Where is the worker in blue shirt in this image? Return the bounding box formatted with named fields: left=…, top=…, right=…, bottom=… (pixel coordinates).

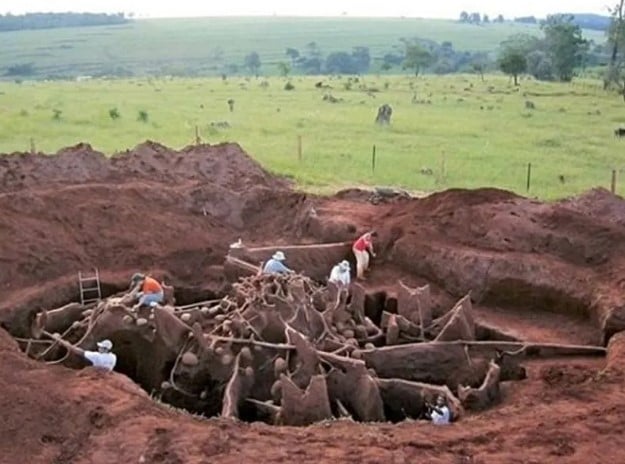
left=262, top=251, right=293, bottom=274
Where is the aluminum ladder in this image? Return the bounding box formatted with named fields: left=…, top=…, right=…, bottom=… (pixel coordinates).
left=78, top=268, right=102, bottom=305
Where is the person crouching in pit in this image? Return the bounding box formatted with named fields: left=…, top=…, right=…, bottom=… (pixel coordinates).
left=352, top=231, right=377, bottom=280
left=130, top=273, right=164, bottom=311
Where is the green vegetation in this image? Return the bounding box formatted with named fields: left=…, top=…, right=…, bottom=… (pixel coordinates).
left=0, top=17, right=607, bottom=79
left=0, top=74, right=623, bottom=199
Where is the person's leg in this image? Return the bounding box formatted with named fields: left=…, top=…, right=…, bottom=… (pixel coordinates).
left=140, top=291, right=164, bottom=307
left=354, top=248, right=365, bottom=279
left=363, top=250, right=370, bottom=272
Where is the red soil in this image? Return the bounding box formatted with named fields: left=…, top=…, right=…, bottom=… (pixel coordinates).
left=1, top=142, right=625, bottom=463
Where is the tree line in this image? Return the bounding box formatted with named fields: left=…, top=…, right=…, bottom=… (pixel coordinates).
left=0, top=12, right=129, bottom=32
left=458, top=11, right=610, bottom=31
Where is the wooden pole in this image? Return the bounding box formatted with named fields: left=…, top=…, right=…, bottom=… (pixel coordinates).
left=297, top=135, right=302, bottom=161
left=30, top=138, right=35, bottom=154
left=612, top=169, right=617, bottom=194
left=526, top=163, right=532, bottom=192
left=195, top=126, right=201, bottom=145
left=372, top=144, right=376, bottom=173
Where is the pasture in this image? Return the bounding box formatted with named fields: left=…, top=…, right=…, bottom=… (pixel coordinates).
left=0, top=73, right=622, bottom=199
left=0, top=17, right=606, bottom=78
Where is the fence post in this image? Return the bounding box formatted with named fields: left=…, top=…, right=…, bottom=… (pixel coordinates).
left=30, top=138, right=36, bottom=154
left=298, top=135, right=302, bottom=161
left=526, top=163, right=532, bottom=193
left=372, top=144, right=376, bottom=173
left=195, top=125, right=201, bottom=145
left=612, top=169, right=617, bottom=194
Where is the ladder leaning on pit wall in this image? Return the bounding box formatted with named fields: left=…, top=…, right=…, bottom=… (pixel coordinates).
left=78, top=268, right=102, bottom=305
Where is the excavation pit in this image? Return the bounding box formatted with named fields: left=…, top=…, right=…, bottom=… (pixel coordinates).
left=13, top=272, right=608, bottom=428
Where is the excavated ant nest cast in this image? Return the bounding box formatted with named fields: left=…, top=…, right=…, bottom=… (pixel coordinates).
left=23, top=273, right=589, bottom=426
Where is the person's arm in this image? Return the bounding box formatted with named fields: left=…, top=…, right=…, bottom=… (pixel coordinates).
left=51, top=334, right=85, bottom=357
left=368, top=239, right=376, bottom=257
left=278, top=261, right=294, bottom=273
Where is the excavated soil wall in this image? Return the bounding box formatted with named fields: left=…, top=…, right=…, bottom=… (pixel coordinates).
left=2, top=142, right=625, bottom=463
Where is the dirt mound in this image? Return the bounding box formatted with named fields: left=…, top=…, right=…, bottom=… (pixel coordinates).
left=357, top=187, right=625, bottom=342
left=0, top=142, right=306, bottom=336
left=561, top=187, right=625, bottom=227
left=0, top=141, right=288, bottom=193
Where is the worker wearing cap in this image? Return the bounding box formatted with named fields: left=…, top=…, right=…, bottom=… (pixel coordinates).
left=130, top=273, right=164, bottom=308
left=262, top=251, right=293, bottom=274
left=51, top=336, right=117, bottom=372
left=329, top=260, right=351, bottom=286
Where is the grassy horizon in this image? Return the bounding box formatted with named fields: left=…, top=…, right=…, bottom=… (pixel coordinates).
left=0, top=73, right=622, bottom=200
left=0, top=17, right=606, bottom=79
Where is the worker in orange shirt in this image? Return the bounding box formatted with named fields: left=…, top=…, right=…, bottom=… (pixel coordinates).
left=352, top=231, right=377, bottom=280
left=130, top=273, right=164, bottom=310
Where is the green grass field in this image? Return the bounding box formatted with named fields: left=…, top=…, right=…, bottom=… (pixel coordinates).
left=0, top=73, right=623, bottom=200
left=0, top=17, right=606, bottom=79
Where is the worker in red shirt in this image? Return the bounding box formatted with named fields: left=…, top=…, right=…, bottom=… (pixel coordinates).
left=352, top=231, right=377, bottom=280
left=130, top=273, right=164, bottom=310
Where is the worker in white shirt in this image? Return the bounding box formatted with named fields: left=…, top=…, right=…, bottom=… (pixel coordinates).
left=51, top=335, right=117, bottom=372
left=329, top=260, right=351, bottom=286
left=426, top=395, right=451, bottom=425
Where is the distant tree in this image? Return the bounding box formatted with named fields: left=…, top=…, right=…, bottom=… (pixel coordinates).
left=244, top=51, right=261, bottom=75
left=52, top=109, right=62, bottom=120
left=470, top=12, right=481, bottom=24
left=0, top=12, right=129, bottom=32
left=285, top=47, right=300, bottom=64
left=137, top=110, right=149, bottom=122
left=306, top=42, right=322, bottom=58
left=515, top=16, right=537, bottom=24
left=471, top=52, right=490, bottom=80
left=5, top=63, right=34, bottom=76
left=351, top=46, right=371, bottom=73
left=382, top=52, right=404, bottom=68
left=403, top=43, right=433, bottom=76
left=541, top=15, right=588, bottom=81
left=526, top=50, right=554, bottom=80
left=381, top=62, right=393, bottom=71
left=459, top=11, right=469, bottom=23
left=498, top=48, right=527, bottom=85
left=325, top=52, right=357, bottom=74
left=605, top=0, right=625, bottom=95
left=108, top=108, right=120, bottom=120
left=277, top=62, right=291, bottom=77
left=495, top=14, right=505, bottom=23
left=483, top=14, right=490, bottom=23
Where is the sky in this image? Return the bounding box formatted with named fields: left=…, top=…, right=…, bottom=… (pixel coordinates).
left=1, top=0, right=614, bottom=20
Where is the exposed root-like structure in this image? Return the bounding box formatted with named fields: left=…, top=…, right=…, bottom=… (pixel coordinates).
left=19, top=273, right=607, bottom=426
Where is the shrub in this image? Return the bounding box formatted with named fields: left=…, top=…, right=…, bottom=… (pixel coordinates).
left=109, top=108, right=120, bottom=120
left=137, top=110, right=149, bottom=122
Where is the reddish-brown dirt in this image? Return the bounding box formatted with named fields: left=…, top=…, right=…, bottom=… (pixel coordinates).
left=2, top=142, right=625, bottom=463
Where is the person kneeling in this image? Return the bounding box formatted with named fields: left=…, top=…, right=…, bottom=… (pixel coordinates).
left=329, top=260, right=351, bottom=286
left=262, top=251, right=293, bottom=275
left=130, top=273, right=164, bottom=311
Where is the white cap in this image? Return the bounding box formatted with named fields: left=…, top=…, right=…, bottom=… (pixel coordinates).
left=97, top=339, right=113, bottom=350
left=339, top=260, right=350, bottom=270
left=272, top=251, right=286, bottom=261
